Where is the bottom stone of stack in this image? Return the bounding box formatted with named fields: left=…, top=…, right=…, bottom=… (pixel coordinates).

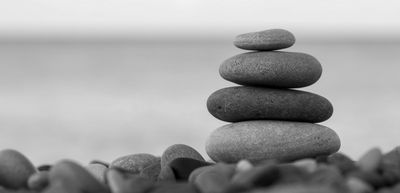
left=205, top=120, right=340, bottom=163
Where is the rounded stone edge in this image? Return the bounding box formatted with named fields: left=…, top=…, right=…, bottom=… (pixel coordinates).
left=233, top=29, right=296, bottom=51
left=205, top=121, right=341, bottom=163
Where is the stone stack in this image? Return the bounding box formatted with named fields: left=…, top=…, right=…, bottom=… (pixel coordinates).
left=206, top=29, right=341, bottom=164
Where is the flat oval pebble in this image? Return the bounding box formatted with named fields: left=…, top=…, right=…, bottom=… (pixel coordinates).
left=234, top=29, right=295, bottom=51
left=206, top=121, right=340, bottom=163
left=110, top=153, right=159, bottom=174
left=207, top=86, right=333, bottom=123
left=0, top=149, right=36, bottom=189
left=161, top=144, right=205, bottom=168
left=219, top=51, right=322, bottom=88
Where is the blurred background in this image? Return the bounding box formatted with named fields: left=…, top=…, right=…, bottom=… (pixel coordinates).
left=0, top=0, right=399, bottom=165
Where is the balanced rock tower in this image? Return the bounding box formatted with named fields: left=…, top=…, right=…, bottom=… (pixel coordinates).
left=206, top=29, right=340, bottom=163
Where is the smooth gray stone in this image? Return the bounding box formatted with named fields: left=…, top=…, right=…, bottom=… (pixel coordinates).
left=206, top=121, right=340, bottom=163
left=219, top=51, right=322, bottom=88
left=110, top=154, right=159, bottom=174
left=161, top=144, right=204, bottom=168
left=234, top=29, right=295, bottom=51
left=207, top=86, right=333, bottom=123
left=0, top=149, right=36, bottom=189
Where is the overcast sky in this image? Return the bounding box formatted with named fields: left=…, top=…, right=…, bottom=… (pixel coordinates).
left=0, top=0, right=399, bottom=37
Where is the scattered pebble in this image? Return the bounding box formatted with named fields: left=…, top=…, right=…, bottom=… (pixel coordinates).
left=0, top=149, right=37, bottom=189
left=161, top=144, right=205, bottom=168
left=110, top=153, right=159, bottom=174
left=0, top=147, right=399, bottom=193
left=358, top=147, right=382, bottom=173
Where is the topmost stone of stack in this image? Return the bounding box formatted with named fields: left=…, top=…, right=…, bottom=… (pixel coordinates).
left=234, top=29, right=295, bottom=51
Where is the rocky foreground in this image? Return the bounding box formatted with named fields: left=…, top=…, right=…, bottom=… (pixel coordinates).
left=1, top=146, right=400, bottom=193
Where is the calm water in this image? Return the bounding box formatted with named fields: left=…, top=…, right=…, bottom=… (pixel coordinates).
left=0, top=40, right=400, bottom=165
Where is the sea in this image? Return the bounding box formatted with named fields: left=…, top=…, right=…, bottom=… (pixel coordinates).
left=0, top=38, right=400, bottom=165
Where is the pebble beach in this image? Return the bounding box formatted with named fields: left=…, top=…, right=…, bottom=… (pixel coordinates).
left=1, top=29, right=400, bottom=192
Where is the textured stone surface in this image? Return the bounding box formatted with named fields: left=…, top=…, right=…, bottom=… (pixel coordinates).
left=0, top=149, right=36, bottom=189
left=161, top=144, right=205, bottom=168
left=219, top=51, right=322, bottom=88
left=110, top=153, right=159, bottom=174
left=206, top=121, right=340, bottom=163
left=207, top=86, right=333, bottom=123
left=234, top=29, right=295, bottom=51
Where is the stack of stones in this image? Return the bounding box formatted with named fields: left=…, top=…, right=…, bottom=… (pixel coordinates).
left=206, top=29, right=341, bottom=164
